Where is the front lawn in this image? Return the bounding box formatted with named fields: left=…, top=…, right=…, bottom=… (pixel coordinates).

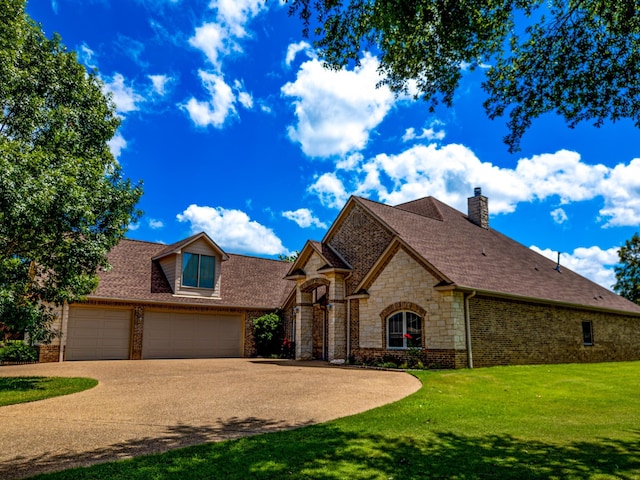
left=33, top=362, right=640, bottom=479
left=0, top=377, right=98, bottom=406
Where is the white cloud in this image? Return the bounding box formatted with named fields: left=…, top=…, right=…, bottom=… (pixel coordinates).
left=285, top=41, right=312, bottom=66
left=78, top=43, right=97, bottom=70
left=308, top=172, right=350, bottom=209
left=189, top=22, right=231, bottom=70
left=213, top=0, right=267, bottom=38
left=307, top=142, right=640, bottom=227
left=233, top=79, right=253, bottom=109
left=282, top=208, right=327, bottom=229
left=183, top=71, right=236, bottom=127
left=282, top=53, right=396, bottom=157
left=176, top=204, right=290, bottom=255
left=149, top=74, right=172, bottom=96
left=598, top=158, right=640, bottom=227
left=102, top=73, right=143, bottom=114
left=530, top=245, right=619, bottom=290
left=402, top=124, right=446, bottom=143
left=148, top=218, right=164, bottom=229
left=551, top=208, right=568, bottom=224
left=107, top=132, right=127, bottom=159
left=128, top=223, right=140, bottom=231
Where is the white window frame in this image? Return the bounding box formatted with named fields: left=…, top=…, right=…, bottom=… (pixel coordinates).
left=386, top=311, right=422, bottom=350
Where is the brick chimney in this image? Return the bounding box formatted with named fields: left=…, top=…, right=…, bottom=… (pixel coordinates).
left=468, top=187, right=489, bottom=229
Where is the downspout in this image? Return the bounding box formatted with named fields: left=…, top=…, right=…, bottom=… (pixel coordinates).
left=465, top=291, right=476, bottom=369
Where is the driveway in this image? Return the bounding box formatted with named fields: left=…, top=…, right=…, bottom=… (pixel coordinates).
left=0, top=359, right=421, bottom=479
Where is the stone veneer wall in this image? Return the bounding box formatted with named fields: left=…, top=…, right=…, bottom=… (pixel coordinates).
left=351, top=247, right=469, bottom=368
left=470, top=295, right=640, bottom=367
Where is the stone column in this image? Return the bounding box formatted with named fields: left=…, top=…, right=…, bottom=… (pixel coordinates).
left=295, top=289, right=313, bottom=360
left=326, top=274, right=347, bottom=362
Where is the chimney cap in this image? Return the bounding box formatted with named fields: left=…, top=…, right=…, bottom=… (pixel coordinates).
left=474, top=187, right=482, bottom=197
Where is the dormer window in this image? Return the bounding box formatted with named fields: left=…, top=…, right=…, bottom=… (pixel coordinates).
left=182, top=253, right=215, bottom=289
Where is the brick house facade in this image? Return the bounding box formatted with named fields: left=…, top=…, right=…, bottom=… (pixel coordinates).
left=40, top=191, right=640, bottom=368
left=285, top=190, right=640, bottom=368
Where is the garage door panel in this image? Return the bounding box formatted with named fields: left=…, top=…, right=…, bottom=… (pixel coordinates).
left=143, top=311, right=242, bottom=359
left=66, top=308, right=131, bottom=361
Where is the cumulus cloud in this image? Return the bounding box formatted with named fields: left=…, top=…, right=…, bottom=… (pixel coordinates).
left=530, top=245, right=619, bottom=290
left=308, top=172, right=350, bottom=209
left=282, top=208, right=328, bottom=229
left=176, top=204, right=290, bottom=255
left=185, top=0, right=267, bottom=127
left=183, top=71, right=236, bottom=128
left=306, top=142, right=640, bottom=227
left=102, top=73, right=144, bottom=114
left=282, top=53, right=396, bottom=157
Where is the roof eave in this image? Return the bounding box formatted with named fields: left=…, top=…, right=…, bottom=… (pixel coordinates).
left=446, top=285, right=640, bottom=317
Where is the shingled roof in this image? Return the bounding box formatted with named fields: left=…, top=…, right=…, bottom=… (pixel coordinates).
left=91, top=239, right=294, bottom=309
left=355, top=196, right=640, bottom=315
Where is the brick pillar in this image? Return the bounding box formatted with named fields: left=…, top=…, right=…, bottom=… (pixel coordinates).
left=295, top=290, right=313, bottom=360
left=131, top=305, right=145, bottom=360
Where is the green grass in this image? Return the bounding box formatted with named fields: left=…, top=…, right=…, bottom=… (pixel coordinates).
left=0, top=376, right=98, bottom=406
left=33, top=362, right=640, bottom=479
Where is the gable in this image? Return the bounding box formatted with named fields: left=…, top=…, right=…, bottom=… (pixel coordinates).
left=324, top=199, right=395, bottom=295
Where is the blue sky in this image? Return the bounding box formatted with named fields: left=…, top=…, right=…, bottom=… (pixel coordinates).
left=27, top=0, right=640, bottom=290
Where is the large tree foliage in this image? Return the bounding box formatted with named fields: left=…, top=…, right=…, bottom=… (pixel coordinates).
left=613, top=233, right=640, bottom=305
left=0, top=0, right=142, bottom=343
left=289, top=0, right=640, bottom=151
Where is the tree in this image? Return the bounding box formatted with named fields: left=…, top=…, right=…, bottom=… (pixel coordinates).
left=288, top=0, right=640, bottom=152
left=278, top=251, right=300, bottom=262
left=613, top=233, right=640, bottom=305
left=0, top=0, right=142, bottom=343
left=252, top=313, right=284, bottom=356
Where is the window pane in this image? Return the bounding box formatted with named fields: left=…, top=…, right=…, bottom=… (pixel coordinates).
left=182, top=253, right=199, bottom=287
left=406, top=312, right=422, bottom=347
left=199, top=255, right=215, bottom=288
left=388, top=313, right=404, bottom=348
left=582, top=321, right=593, bottom=345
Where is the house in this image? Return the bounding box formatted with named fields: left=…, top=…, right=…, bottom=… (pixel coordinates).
left=284, top=188, right=640, bottom=368
left=39, top=232, right=293, bottom=362
left=40, top=189, right=640, bottom=368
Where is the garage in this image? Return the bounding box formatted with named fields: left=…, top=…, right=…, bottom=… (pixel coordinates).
left=142, top=311, right=243, bottom=359
left=66, top=307, right=132, bottom=361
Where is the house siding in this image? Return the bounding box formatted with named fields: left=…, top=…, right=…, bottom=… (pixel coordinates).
left=470, top=295, right=640, bottom=367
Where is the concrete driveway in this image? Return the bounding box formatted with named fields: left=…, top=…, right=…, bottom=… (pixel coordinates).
left=0, top=359, right=421, bottom=479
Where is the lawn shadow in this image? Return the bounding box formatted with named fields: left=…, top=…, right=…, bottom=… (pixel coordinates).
left=2, top=417, right=313, bottom=480
left=0, top=377, right=45, bottom=392
left=23, top=425, right=640, bottom=479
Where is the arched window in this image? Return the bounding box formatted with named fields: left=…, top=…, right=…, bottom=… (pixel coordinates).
left=387, top=311, right=422, bottom=349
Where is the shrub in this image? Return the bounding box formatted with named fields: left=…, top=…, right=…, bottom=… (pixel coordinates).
left=0, top=340, right=38, bottom=363
left=252, top=313, right=283, bottom=357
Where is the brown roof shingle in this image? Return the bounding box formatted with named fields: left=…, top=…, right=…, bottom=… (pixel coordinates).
left=356, top=196, right=640, bottom=315
left=92, top=239, right=294, bottom=309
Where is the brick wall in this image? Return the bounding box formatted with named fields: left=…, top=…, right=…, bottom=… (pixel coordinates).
left=38, top=345, right=60, bottom=363
left=328, top=204, right=394, bottom=295
left=470, top=295, right=640, bottom=367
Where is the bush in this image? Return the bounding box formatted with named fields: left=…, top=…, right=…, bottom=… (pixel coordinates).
left=252, top=313, right=283, bottom=357
left=0, top=340, right=38, bottom=363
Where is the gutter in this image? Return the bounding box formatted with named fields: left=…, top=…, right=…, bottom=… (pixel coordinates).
left=464, top=291, right=476, bottom=369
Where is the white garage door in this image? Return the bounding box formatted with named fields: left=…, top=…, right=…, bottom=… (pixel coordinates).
left=66, top=307, right=132, bottom=360
left=143, top=311, right=243, bottom=359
